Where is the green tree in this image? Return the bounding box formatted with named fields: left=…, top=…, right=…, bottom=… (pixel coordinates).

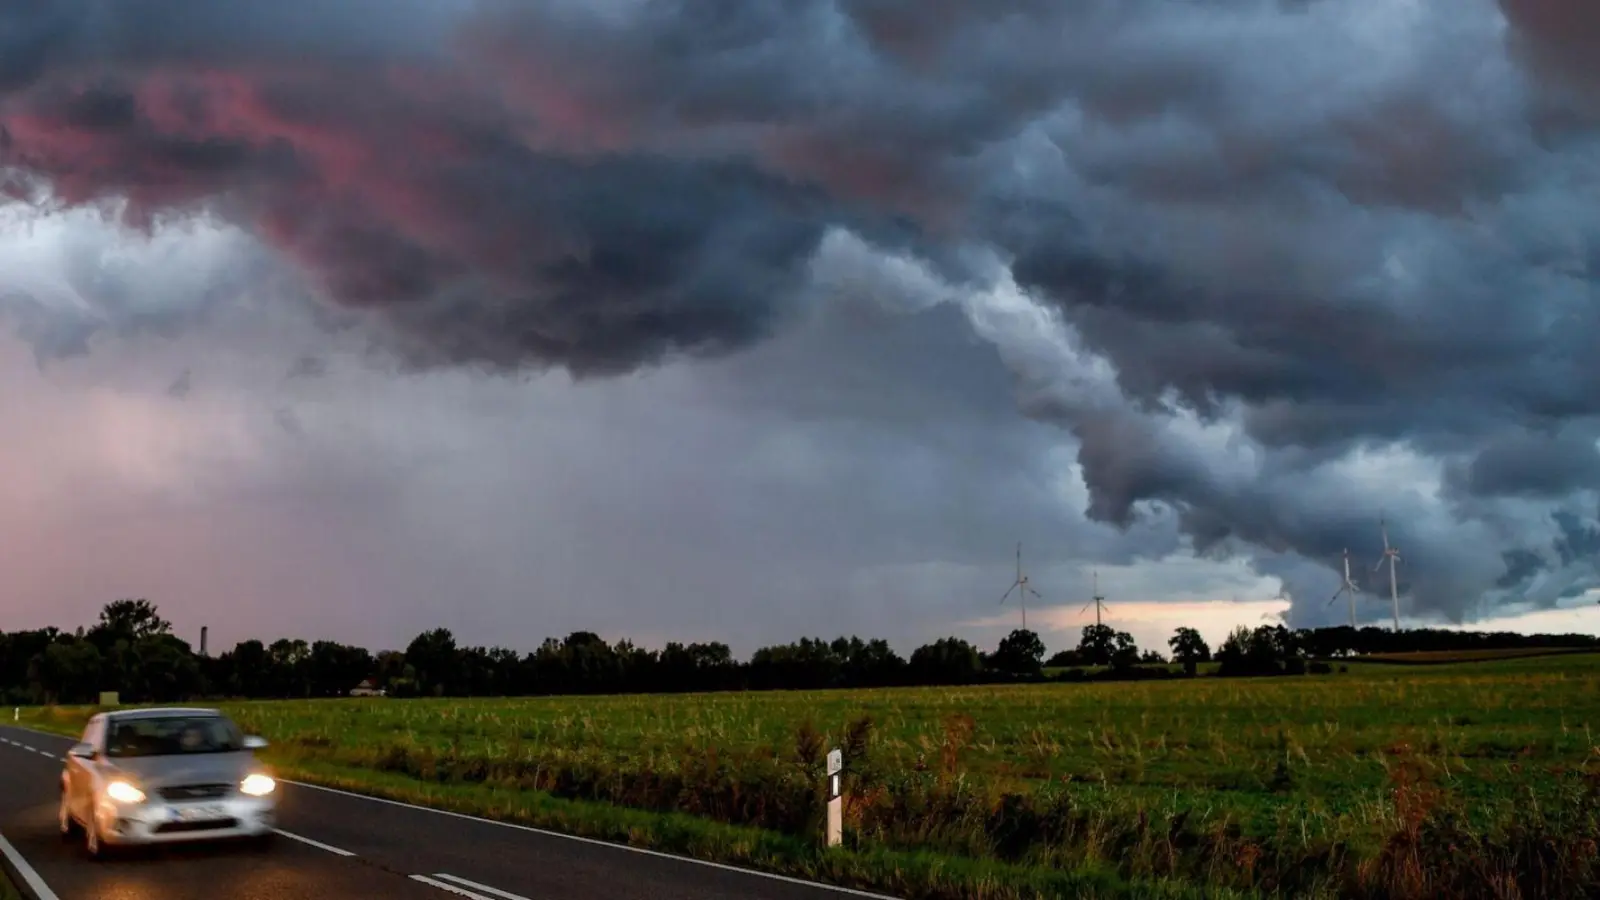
left=1169, top=627, right=1211, bottom=675
left=90, top=599, right=171, bottom=646
left=405, top=628, right=461, bottom=696
left=991, top=629, right=1046, bottom=675
left=29, top=639, right=104, bottom=704
left=1077, top=624, right=1117, bottom=666
left=1109, top=631, right=1140, bottom=670
left=130, top=634, right=200, bottom=702
left=908, top=637, right=982, bottom=683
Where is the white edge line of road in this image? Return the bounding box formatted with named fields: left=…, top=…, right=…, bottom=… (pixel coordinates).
left=410, top=874, right=497, bottom=899
left=288, top=780, right=900, bottom=900
left=2, top=727, right=899, bottom=900
left=430, top=873, right=535, bottom=900
left=0, top=831, right=61, bottom=900
left=273, top=828, right=357, bottom=857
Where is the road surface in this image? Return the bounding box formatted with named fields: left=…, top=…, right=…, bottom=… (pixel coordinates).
left=0, top=725, right=891, bottom=900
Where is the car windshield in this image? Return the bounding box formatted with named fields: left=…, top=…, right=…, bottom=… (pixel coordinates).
left=105, top=716, right=244, bottom=758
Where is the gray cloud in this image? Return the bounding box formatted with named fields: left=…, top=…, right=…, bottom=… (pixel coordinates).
left=2, top=0, right=1599, bottom=631
left=165, top=367, right=190, bottom=398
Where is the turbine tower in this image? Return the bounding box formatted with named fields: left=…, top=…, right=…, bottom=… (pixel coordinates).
left=1328, top=549, right=1360, bottom=628
left=1374, top=514, right=1402, bottom=631
left=998, top=542, right=1041, bottom=630
left=1080, top=570, right=1111, bottom=628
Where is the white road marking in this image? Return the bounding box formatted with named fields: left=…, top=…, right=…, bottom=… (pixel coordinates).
left=430, top=873, right=535, bottom=900
left=410, top=874, right=497, bottom=899
left=272, top=829, right=357, bottom=857
left=287, top=781, right=901, bottom=899
left=0, top=830, right=61, bottom=900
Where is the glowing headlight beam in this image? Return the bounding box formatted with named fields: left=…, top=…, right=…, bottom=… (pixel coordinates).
left=105, top=780, right=146, bottom=804
left=240, top=773, right=276, bottom=796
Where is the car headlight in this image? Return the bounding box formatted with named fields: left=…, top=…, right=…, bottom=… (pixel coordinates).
left=105, top=780, right=146, bottom=804
left=240, top=773, right=276, bottom=797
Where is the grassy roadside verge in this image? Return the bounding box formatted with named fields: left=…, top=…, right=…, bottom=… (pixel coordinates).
left=8, top=714, right=1248, bottom=900
left=0, top=871, right=20, bottom=900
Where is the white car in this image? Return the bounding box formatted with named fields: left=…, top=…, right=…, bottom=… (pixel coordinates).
left=58, top=707, right=278, bottom=857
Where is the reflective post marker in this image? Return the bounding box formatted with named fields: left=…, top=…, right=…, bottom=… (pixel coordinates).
left=825, top=748, right=843, bottom=848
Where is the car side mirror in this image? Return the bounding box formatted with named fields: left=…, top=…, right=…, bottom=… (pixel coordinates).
left=68, top=742, right=95, bottom=759
left=242, top=735, right=268, bottom=750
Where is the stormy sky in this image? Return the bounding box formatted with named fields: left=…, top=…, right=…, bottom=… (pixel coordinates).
left=3, top=0, right=1599, bottom=655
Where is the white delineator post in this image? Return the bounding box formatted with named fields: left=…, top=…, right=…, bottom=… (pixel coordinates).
left=825, top=748, right=843, bottom=848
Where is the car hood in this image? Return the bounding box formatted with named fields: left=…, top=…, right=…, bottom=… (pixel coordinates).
left=106, top=751, right=261, bottom=788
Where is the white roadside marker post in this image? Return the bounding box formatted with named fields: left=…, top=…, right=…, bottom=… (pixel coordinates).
left=825, top=748, right=843, bottom=848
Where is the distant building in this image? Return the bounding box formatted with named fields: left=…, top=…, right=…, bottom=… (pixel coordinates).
left=349, top=679, right=387, bottom=697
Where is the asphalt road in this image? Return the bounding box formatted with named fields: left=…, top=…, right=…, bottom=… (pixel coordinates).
left=0, top=725, right=891, bottom=900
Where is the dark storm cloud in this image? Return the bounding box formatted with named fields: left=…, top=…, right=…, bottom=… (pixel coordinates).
left=3, top=0, right=1600, bottom=622
left=1499, top=0, right=1600, bottom=120
left=0, top=0, right=885, bottom=374
left=1446, top=425, right=1600, bottom=499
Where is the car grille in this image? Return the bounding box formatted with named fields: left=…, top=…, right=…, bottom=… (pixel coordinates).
left=157, top=784, right=232, bottom=802
left=153, top=818, right=239, bottom=834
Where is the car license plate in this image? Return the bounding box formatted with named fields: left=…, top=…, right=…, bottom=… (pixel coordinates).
left=174, top=805, right=226, bottom=822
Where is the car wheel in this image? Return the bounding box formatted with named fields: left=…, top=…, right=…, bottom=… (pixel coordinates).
left=57, top=791, right=78, bottom=839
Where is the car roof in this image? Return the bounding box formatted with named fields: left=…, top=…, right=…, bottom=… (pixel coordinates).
left=104, top=707, right=223, bottom=722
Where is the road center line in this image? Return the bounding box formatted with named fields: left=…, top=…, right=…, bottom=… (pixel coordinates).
left=0, top=831, right=61, bottom=900
left=430, top=873, right=535, bottom=900
left=410, top=874, right=497, bottom=899
left=272, top=828, right=357, bottom=857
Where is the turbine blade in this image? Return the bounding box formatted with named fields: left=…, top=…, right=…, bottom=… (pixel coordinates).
left=1027, top=588, right=1043, bottom=599
left=1373, top=558, right=1385, bottom=572
left=1000, top=582, right=1018, bottom=604
left=1079, top=603, right=1092, bottom=614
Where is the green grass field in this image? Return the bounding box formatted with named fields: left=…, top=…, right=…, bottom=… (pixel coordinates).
left=18, top=654, right=1600, bottom=899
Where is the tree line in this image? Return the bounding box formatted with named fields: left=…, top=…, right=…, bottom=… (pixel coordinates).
left=3, top=598, right=1596, bottom=705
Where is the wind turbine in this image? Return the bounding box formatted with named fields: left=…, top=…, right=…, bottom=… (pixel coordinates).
left=1373, top=514, right=1402, bottom=631
left=1080, top=570, right=1111, bottom=628
left=1329, top=549, right=1360, bottom=628
left=998, top=542, right=1041, bottom=630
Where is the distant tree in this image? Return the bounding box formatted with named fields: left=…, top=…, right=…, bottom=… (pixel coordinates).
left=306, top=641, right=375, bottom=697
left=1139, top=649, right=1165, bottom=664
left=1077, top=624, right=1117, bottom=666
left=834, top=637, right=907, bottom=687
left=908, top=637, right=983, bottom=684
left=991, top=629, right=1046, bottom=675
left=406, top=628, right=461, bottom=696
left=1169, top=627, right=1211, bottom=675
left=1216, top=624, right=1305, bottom=676
left=561, top=631, right=621, bottom=693
left=749, top=637, right=842, bottom=690
left=89, top=599, right=171, bottom=648
left=29, top=639, right=103, bottom=704
left=1044, top=649, right=1085, bottom=668
left=225, top=640, right=272, bottom=697
left=129, top=634, right=201, bottom=702
left=1110, top=631, right=1140, bottom=669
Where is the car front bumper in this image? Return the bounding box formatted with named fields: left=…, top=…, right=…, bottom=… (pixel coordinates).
left=97, top=795, right=276, bottom=846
